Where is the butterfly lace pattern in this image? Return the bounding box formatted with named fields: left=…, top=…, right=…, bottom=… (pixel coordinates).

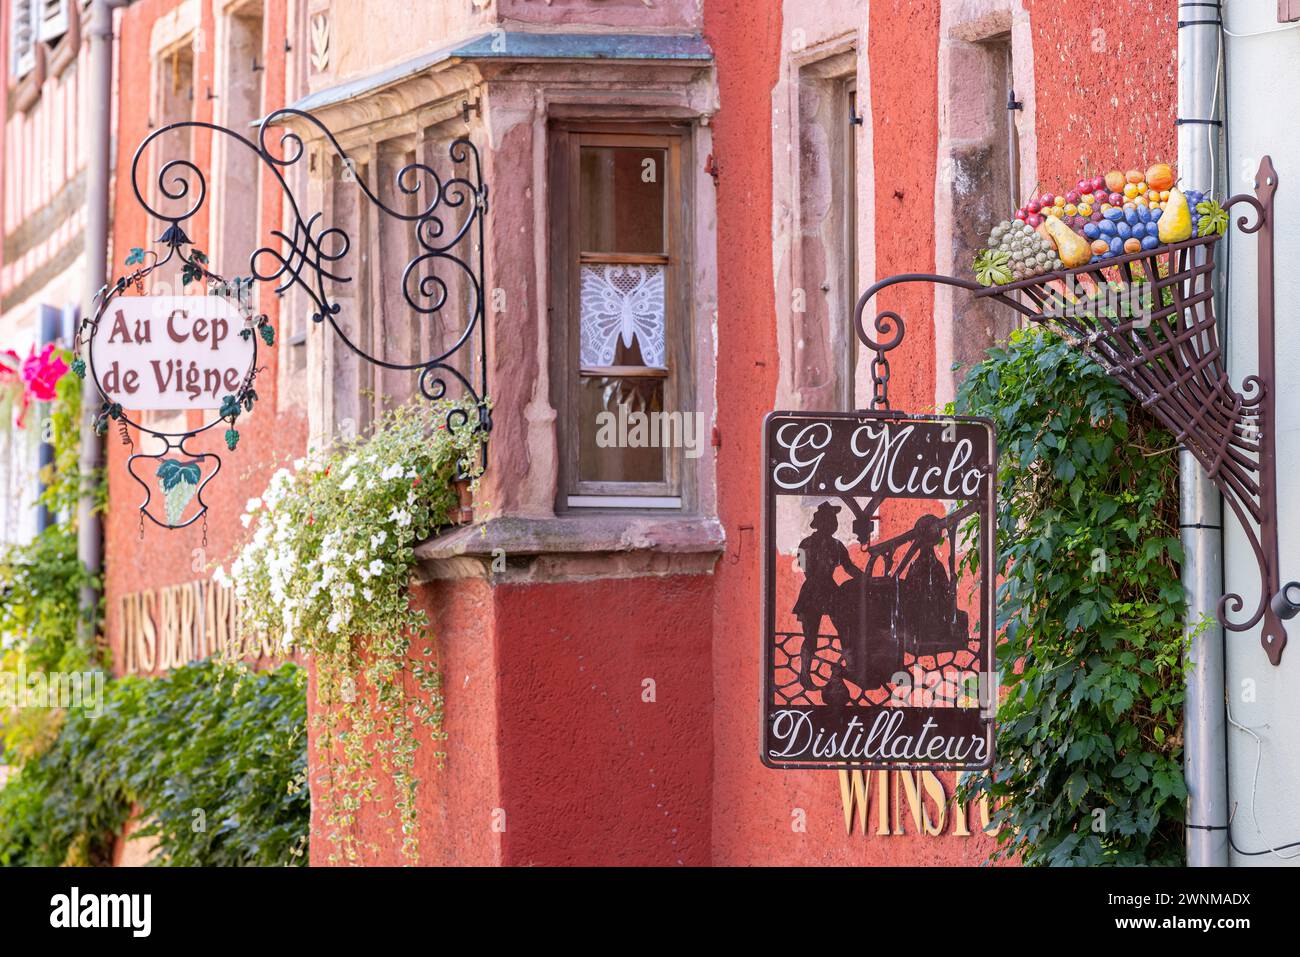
left=579, top=264, right=666, bottom=369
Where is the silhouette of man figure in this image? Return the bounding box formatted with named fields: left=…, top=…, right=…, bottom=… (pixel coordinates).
left=792, top=502, right=862, bottom=687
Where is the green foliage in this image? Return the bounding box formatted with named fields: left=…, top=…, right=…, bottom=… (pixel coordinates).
left=0, top=660, right=308, bottom=867
left=1, top=355, right=101, bottom=763
left=954, top=326, right=1187, bottom=866
left=227, top=399, right=485, bottom=863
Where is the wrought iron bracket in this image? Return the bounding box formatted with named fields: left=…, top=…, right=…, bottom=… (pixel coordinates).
left=854, top=156, right=1291, bottom=665
left=73, top=109, right=491, bottom=532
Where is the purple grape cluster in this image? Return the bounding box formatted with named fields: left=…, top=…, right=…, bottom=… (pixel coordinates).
left=1184, top=188, right=1209, bottom=234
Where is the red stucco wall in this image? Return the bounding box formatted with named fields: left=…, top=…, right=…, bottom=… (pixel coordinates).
left=308, top=579, right=504, bottom=866
left=492, top=576, right=714, bottom=865
left=704, top=0, right=995, bottom=866
left=105, top=0, right=305, bottom=678
left=102, top=0, right=1181, bottom=867
left=1026, top=0, right=1178, bottom=190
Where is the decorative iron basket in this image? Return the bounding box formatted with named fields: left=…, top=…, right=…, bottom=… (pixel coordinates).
left=854, top=158, right=1287, bottom=663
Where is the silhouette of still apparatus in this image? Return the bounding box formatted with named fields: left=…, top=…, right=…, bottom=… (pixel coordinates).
left=789, top=499, right=976, bottom=703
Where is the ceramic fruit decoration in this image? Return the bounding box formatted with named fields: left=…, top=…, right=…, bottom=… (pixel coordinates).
left=1044, top=215, right=1091, bottom=268
left=974, top=161, right=1226, bottom=283
left=1158, top=187, right=1194, bottom=243
left=975, top=220, right=1062, bottom=286
left=1146, top=163, right=1175, bottom=191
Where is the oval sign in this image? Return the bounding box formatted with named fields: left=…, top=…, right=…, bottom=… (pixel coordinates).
left=90, top=296, right=254, bottom=412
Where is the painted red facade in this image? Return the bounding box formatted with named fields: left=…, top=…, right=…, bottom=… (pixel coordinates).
left=94, top=0, right=1179, bottom=866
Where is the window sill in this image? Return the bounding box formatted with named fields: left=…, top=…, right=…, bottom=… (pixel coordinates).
left=413, top=514, right=725, bottom=584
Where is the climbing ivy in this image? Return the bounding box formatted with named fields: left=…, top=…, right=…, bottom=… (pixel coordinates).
left=954, top=326, right=1188, bottom=866
left=0, top=660, right=308, bottom=867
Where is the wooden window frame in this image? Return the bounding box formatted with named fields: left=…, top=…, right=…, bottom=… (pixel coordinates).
left=10, top=0, right=38, bottom=78
left=550, top=123, right=695, bottom=510
left=37, top=0, right=67, bottom=43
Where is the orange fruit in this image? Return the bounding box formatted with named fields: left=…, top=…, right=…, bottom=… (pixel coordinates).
left=1105, top=170, right=1126, bottom=192
left=1092, top=239, right=1110, bottom=255
left=1124, top=238, right=1141, bottom=254
left=1123, top=183, right=1140, bottom=198
left=1126, top=169, right=1144, bottom=184
left=1146, top=163, right=1175, bottom=191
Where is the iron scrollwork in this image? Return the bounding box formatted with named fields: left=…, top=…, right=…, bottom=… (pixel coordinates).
left=75, top=108, right=492, bottom=534
left=853, top=157, right=1289, bottom=665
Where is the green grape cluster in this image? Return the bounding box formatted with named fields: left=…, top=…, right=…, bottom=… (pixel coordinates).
left=988, top=220, right=1062, bottom=281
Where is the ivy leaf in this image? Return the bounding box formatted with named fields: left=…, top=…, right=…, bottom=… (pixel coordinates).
left=219, top=394, right=241, bottom=420
left=124, top=247, right=146, bottom=266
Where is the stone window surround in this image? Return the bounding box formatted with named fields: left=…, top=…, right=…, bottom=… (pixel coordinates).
left=270, top=41, right=724, bottom=582
left=932, top=0, right=1037, bottom=410
left=772, top=30, right=866, bottom=415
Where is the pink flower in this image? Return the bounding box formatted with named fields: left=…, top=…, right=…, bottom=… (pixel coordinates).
left=22, top=344, right=68, bottom=401
left=0, top=349, right=19, bottom=383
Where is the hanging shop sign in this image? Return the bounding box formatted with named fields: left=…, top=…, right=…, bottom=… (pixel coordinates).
left=761, top=410, right=996, bottom=772
left=72, top=109, right=491, bottom=535
left=90, top=296, right=254, bottom=411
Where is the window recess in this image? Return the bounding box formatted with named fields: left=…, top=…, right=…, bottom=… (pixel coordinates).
left=553, top=128, right=692, bottom=508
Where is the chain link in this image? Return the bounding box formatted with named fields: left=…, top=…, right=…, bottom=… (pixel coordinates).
left=870, top=352, right=891, bottom=410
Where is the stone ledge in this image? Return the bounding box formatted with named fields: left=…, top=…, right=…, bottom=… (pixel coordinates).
left=413, top=515, right=726, bottom=583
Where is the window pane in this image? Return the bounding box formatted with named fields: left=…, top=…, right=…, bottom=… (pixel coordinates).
left=579, top=263, right=666, bottom=369
left=580, top=146, right=667, bottom=253
left=578, top=376, right=666, bottom=484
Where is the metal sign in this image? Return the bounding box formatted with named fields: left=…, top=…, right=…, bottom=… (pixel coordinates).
left=72, top=109, right=490, bottom=536
left=761, top=410, right=996, bottom=771
left=90, top=296, right=254, bottom=411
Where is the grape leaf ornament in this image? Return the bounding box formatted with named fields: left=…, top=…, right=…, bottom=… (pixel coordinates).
left=156, top=458, right=203, bottom=526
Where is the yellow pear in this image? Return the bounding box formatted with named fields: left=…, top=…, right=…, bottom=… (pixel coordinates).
left=1044, top=215, right=1091, bottom=269
left=1158, top=187, right=1193, bottom=243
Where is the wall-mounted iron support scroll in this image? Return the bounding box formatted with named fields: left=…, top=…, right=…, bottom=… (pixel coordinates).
left=854, top=157, right=1291, bottom=665
left=73, top=108, right=491, bottom=533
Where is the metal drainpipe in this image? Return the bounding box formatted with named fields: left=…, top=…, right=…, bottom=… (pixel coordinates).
left=76, top=0, right=126, bottom=648
left=1178, top=7, right=1229, bottom=867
